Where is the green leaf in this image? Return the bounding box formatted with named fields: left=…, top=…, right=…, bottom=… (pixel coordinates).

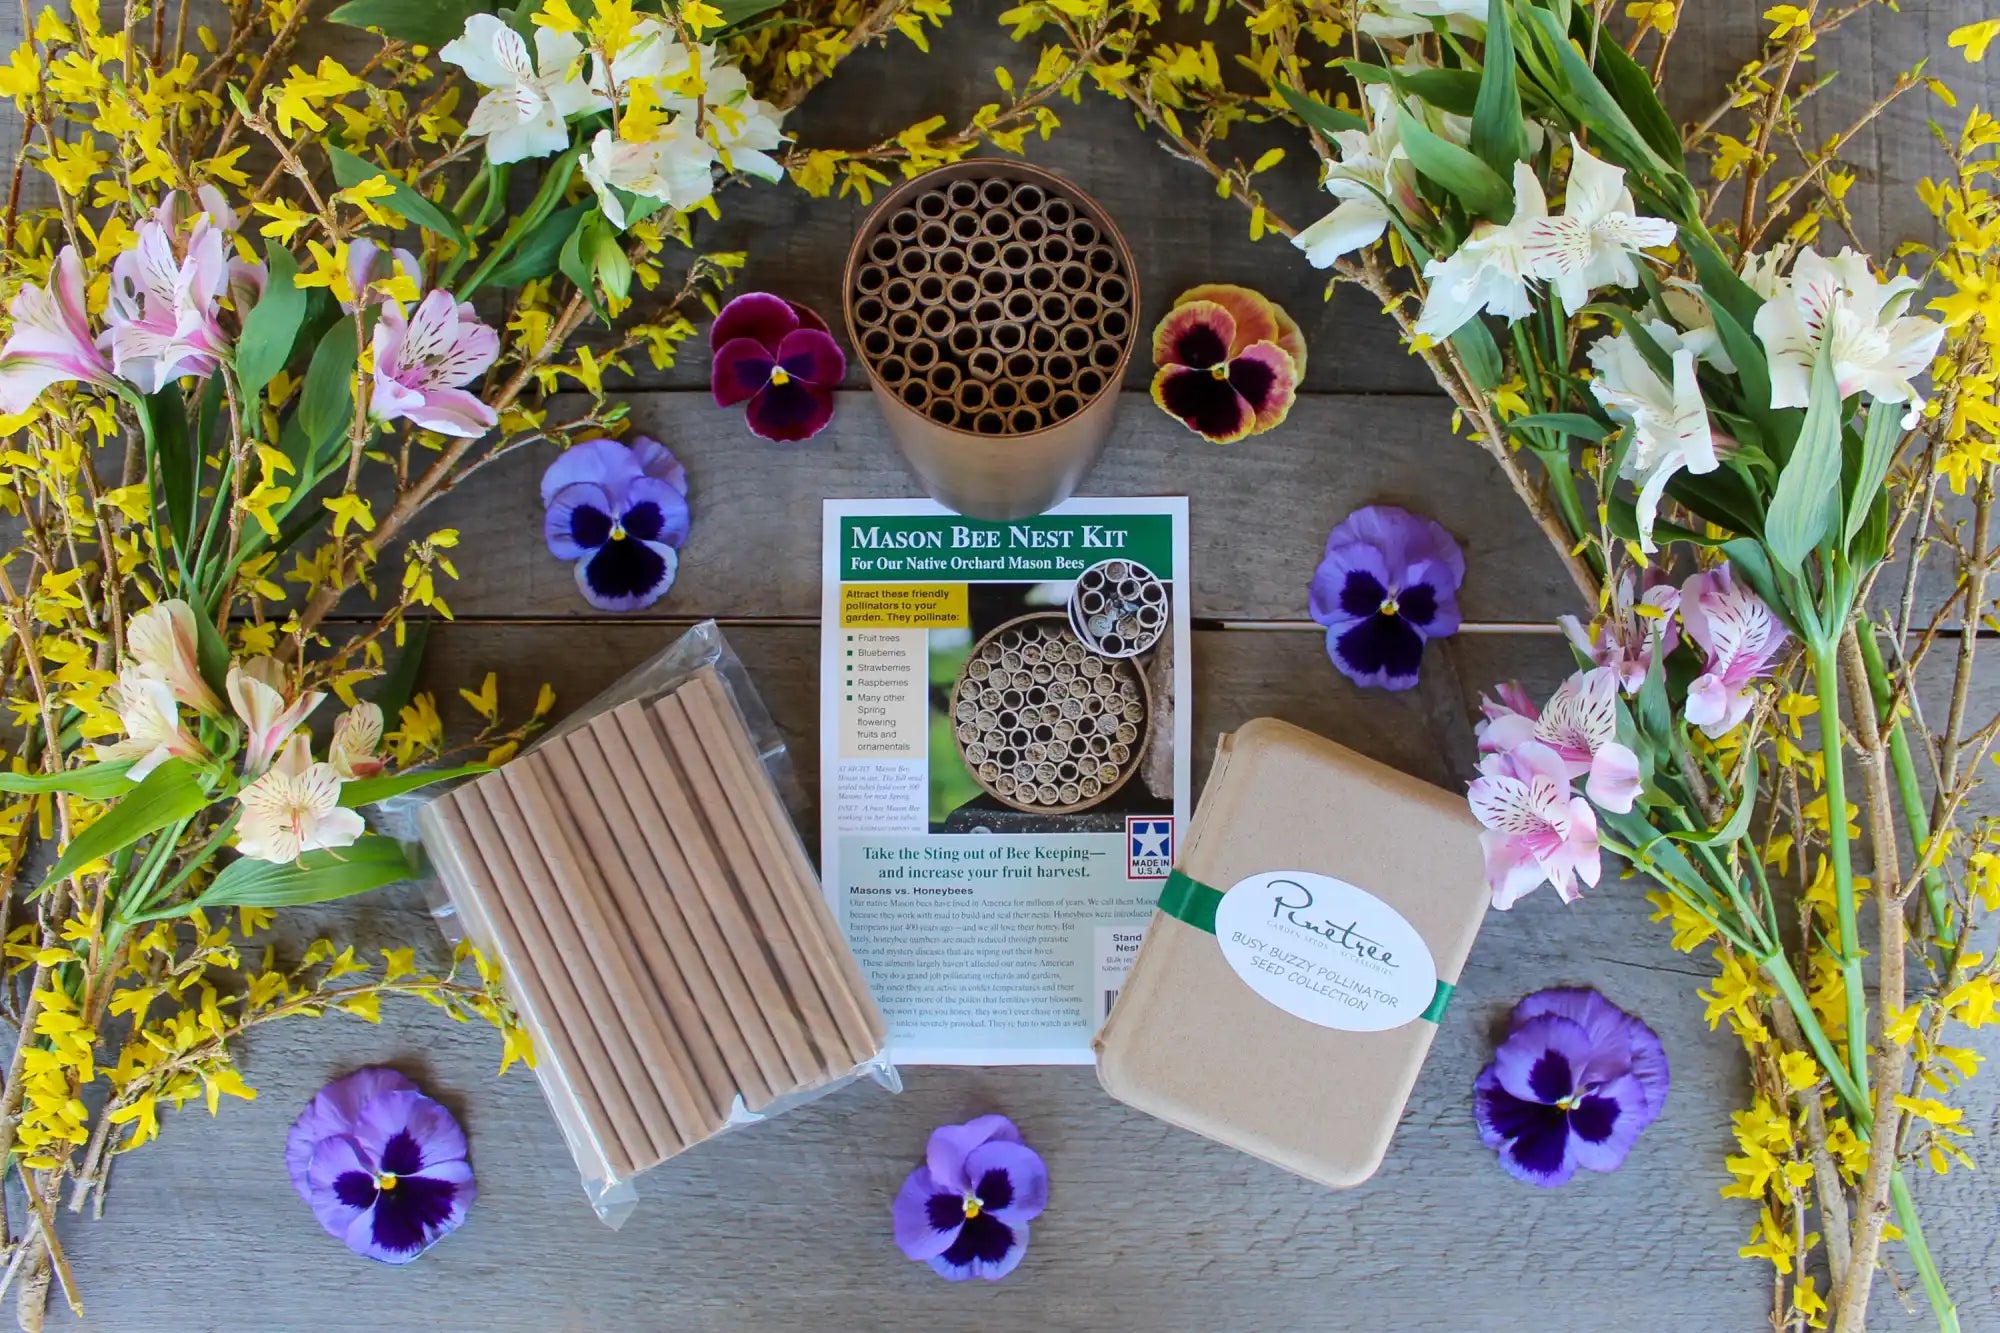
left=1664, top=465, right=1763, bottom=537
left=0, top=761, right=134, bottom=798
left=1843, top=399, right=1904, bottom=549
left=328, top=146, right=468, bottom=248
left=1520, top=7, right=1672, bottom=187
left=1635, top=635, right=1672, bottom=739
left=1697, top=286, right=1774, bottom=427
left=1583, top=10, right=1686, bottom=173
left=1452, top=319, right=1504, bottom=391
left=39, top=760, right=212, bottom=892
left=1507, top=411, right=1607, bottom=442
left=1685, top=229, right=1764, bottom=336
left=298, top=317, right=359, bottom=462
left=194, top=834, right=415, bottom=910
left=1607, top=495, right=1725, bottom=547
left=481, top=201, right=590, bottom=288
left=1471, top=0, right=1530, bottom=173
left=1392, top=69, right=1485, bottom=118
left=235, top=244, right=308, bottom=402
left=711, top=0, right=788, bottom=26
left=1397, top=106, right=1512, bottom=218
left=1276, top=83, right=1367, bottom=136
left=191, top=602, right=232, bottom=703
left=338, top=763, right=491, bottom=808
left=1764, top=350, right=1845, bottom=573
left=1720, top=536, right=1799, bottom=635
left=328, top=0, right=484, bottom=54
left=144, top=387, right=197, bottom=558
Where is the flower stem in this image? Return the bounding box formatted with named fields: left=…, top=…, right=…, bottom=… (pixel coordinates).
left=1891, top=1166, right=1960, bottom=1333
left=1852, top=624, right=1953, bottom=948
left=1809, top=634, right=1871, bottom=1106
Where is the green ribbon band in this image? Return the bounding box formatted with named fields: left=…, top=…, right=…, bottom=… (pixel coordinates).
left=1157, top=868, right=1454, bottom=1024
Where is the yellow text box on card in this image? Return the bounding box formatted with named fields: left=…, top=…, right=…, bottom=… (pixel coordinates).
left=839, top=583, right=969, bottom=629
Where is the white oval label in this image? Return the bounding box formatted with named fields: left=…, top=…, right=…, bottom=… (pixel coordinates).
left=1212, top=870, right=1437, bottom=1033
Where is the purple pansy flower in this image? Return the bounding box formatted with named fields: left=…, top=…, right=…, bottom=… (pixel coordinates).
left=286, top=1067, right=475, bottom=1264
left=540, top=436, right=691, bottom=612
left=1474, top=988, right=1668, bottom=1188
left=892, top=1113, right=1048, bottom=1281
left=709, top=292, right=845, bottom=442
left=1308, top=504, right=1465, bottom=690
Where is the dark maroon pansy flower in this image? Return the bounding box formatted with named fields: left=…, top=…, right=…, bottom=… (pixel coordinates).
left=892, top=1114, right=1048, bottom=1281
left=540, top=436, right=691, bottom=612
left=286, top=1067, right=474, bottom=1264
left=1149, top=285, right=1300, bottom=444
left=1308, top=504, right=1464, bottom=691
left=709, top=292, right=845, bottom=442
left=1475, top=987, right=1670, bottom=1188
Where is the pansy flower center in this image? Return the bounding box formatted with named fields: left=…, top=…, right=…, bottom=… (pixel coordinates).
left=1208, top=361, right=1230, bottom=380
left=376, top=1172, right=399, bottom=1191
left=1379, top=595, right=1400, bottom=617
left=769, top=366, right=792, bottom=386
left=961, top=1192, right=984, bottom=1219
left=609, top=520, right=627, bottom=541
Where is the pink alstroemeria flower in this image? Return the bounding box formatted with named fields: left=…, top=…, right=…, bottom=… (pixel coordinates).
left=368, top=290, right=500, bottom=438
left=342, top=239, right=422, bottom=313
left=227, top=657, right=326, bottom=776
left=126, top=599, right=223, bottom=717
left=1558, top=568, right=1681, bottom=696
left=1477, top=669, right=1643, bottom=814
left=0, top=247, right=117, bottom=414
left=1469, top=740, right=1602, bottom=909
left=102, top=191, right=254, bottom=393
left=1679, top=566, right=1788, bottom=739
left=93, top=668, right=209, bottom=781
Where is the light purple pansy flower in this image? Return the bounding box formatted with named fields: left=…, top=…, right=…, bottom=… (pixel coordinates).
left=368, top=289, right=501, bottom=438
left=1475, top=987, right=1668, bottom=1188
left=286, top=1067, right=475, bottom=1264
left=541, top=436, right=691, bottom=611
left=1308, top=504, right=1465, bottom=690
left=892, top=1113, right=1048, bottom=1281
left=0, top=247, right=117, bottom=414
left=709, top=292, right=845, bottom=442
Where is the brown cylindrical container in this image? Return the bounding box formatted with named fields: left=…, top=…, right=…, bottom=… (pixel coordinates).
left=843, top=161, right=1139, bottom=521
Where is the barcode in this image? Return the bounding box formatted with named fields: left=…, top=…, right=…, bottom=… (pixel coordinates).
left=1102, top=988, right=1121, bottom=1022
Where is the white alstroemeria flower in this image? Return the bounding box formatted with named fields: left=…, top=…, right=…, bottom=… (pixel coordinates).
left=1521, top=138, right=1677, bottom=312
left=1752, top=247, right=1947, bottom=428
left=1739, top=249, right=1786, bottom=300
left=1414, top=162, right=1546, bottom=339
left=581, top=122, right=718, bottom=228
left=126, top=599, right=222, bottom=716
left=1293, top=85, right=1422, bottom=269
left=440, top=15, right=608, bottom=164
left=697, top=64, right=789, bottom=183
left=328, top=702, right=385, bottom=781
left=226, top=656, right=326, bottom=776
left=1588, top=321, right=1720, bottom=553
left=1361, top=0, right=1488, bottom=37
left=94, top=668, right=208, bottom=780
left=1660, top=282, right=1736, bottom=374
left=235, top=734, right=366, bottom=864
left=587, top=16, right=681, bottom=98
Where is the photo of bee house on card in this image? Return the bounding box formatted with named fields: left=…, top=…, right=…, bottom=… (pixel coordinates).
left=927, top=570, right=1174, bottom=834
left=819, top=499, right=1191, bottom=1064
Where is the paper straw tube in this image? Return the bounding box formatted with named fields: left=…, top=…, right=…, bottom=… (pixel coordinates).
left=915, top=274, right=947, bottom=309
left=954, top=379, right=989, bottom=413
left=428, top=794, right=634, bottom=1182
left=1058, top=262, right=1090, bottom=293
left=860, top=327, right=893, bottom=362
left=989, top=322, right=1025, bottom=353
left=974, top=410, right=1006, bottom=434
left=949, top=210, right=980, bottom=241
left=946, top=276, right=979, bottom=311
left=1020, top=376, right=1055, bottom=409
left=948, top=323, right=982, bottom=357
left=1024, top=264, right=1056, bottom=294
left=968, top=237, right=999, bottom=268
left=652, top=694, right=850, bottom=1072
left=1009, top=181, right=1046, bottom=215
left=882, top=277, right=916, bottom=311
left=989, top=380, right=1021, bottom=411
left=1043, top=196, right=1074, bottom=228
left=1028, top=325, right=1058, bottom=355
left=905, top=340, right=938, bottom=373
left=683, top=672, right=885, bottom=1058
left=540, top=734, right=745, bottom=1114
left=867, top=233, right=898, bottom=265
left=918, top=219, right=951, bottom=252
left=454, top=782, right=675, bottom=1165
left=888, top=208, right=921, bottom=239
left=603, top=704, right=819, bottom=1084
left=999, top=242, right=1033, bottom=274
left=967, top=347, right=1001, bottom=381
left=1040, top=234, right=1072, bottom=265
left=894, top=247, right=930, bottom=278
left=922, top=304, right=954, bottom=339
left=916, top=189, right=949, bottom=219
left=927, top=399, right=958, bottom=427
left=978, top=268, right=1010, bottom=299
left=1009, top=407, right=1042, bottom=434
left=1017, top=214, right=1048, bottom=246
left=1102, top=308, right=1131, bottom=344
left=1044, top=352, right=1076, bottom=384
left=1004, top=350, right=1036, bottom=381
left=1059, top=323, right=1094, bottom=354
left=979, top=178, right=1012, bottom=208
left=1076, top=367, right=1105, bottom=399
left=948, top=178, right=980, bottom=209
left=1038, top=291, right=1071, bottom=324
left=1090, top=339, right=1123, bottom=372
left=503, top=758, right=719, bottom=1144
left=900, top=378, right=931, bottom=411
left=888, top=309, right=920, bottom=343
left=876, top=355, right=908, bottom=387
left=935, top=246, right=969, bottom=276
left=1069, top=291, right=1100, bottom=323
left=853, top=294, right=889, bottom=328
left=1052, top=391, right=1081, bottom=421
left=579, top=718, right=789, bottom=1103
left=978, top=209, right=1012, bottom=240
left=854, top=264, right=888, bottom=294
left=927, top=361, right=962, bottom=395
left=1068, top=219, right=1099, bottom=248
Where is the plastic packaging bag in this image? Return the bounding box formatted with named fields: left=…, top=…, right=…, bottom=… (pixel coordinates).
left=400, top=621, right=898, bottom=1225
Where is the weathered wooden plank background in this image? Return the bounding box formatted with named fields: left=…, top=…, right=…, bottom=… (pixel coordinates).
left=8, top=1, right=2000, bottom=1330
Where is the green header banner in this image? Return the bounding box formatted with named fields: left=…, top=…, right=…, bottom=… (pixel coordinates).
left=839, top=514, right=1175, bottom=583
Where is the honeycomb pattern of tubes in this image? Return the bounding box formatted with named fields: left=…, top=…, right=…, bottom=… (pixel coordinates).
left=1067, top=558, right=1169, bottom=659
left=948, top=613, right=1151, bottom=813
left=849, top=175, right=1134, bottom=436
